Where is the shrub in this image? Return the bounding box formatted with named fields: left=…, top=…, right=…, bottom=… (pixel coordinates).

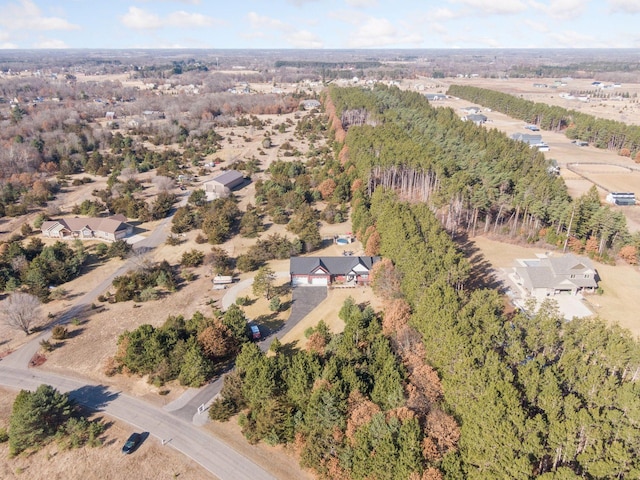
left=269, top=297, right=281, bottom=312
left=40, top=339, right=54, bottom=352
left=0, top=427, right=8, bottom=443
left=94, top=243, right=108, bottom=256
left=51, top=325, right=68, bottom=340
left=139, top=287, right=159, bottom=302
left=236, top=296, right=252, bottom=306
left=181, top=249, right=205, bottom=267
left=166, top=234, right=183, bottom=246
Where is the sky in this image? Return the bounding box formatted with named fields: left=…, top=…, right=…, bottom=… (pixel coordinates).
left=0, top=0, right=639, bottom=50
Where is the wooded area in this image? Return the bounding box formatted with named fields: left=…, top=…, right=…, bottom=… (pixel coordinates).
left=325, top=85, right=640, bottom=478
left=329, top=84, right=638, bottom=262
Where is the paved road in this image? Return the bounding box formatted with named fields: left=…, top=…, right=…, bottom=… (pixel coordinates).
left=0, top=365, right=275, bottom=480
left=168, top=284, right=327, bottom=424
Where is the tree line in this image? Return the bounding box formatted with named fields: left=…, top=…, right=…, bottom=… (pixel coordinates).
left=211, top=297, right=456, bottom=480
left=447, top=84, right=640, bottom=154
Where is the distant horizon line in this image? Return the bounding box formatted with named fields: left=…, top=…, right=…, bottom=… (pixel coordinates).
left=2, top=47, right=640, bottom=51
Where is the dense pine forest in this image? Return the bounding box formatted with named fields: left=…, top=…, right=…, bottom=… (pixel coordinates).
left=338, top=85, right=640, bottom=478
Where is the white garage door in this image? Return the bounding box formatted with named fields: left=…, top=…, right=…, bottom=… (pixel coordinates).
left=311, top=277, right=328, bottom=286
left=292, top=276, right=310, bottom=286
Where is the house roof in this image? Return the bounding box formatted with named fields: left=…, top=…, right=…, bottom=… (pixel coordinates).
left=210, top=170, right=244, bottom=188
left=515, top=253, right=597, bottom=291
left=511, top=133, right=543, bottom=145
left=290, top=256, right=380, bottom=276
left=465, top=114, right=487, bottom=122
left=41, top=215, right=131, bottom=235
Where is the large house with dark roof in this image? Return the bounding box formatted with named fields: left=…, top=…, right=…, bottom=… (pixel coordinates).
left=513, top=253, right=598, bottom=297
left=40, top=214, right=133, bottom=242
left=290, top=256, right=380, bottom=287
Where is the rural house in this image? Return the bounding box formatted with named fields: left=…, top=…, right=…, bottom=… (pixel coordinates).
left=513, top=253, right=598, bottom=297
left=300, top=99, right=321, bottom=110
left=290, top=256, right=380, bottom=287
left=41, top=214, right=133, bottom=242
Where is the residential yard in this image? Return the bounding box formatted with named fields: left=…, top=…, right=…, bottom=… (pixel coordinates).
left=471, top=235, right=640, bottom=337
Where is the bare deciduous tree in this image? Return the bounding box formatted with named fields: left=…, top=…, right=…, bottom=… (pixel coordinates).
left=2, top=292, right=42, bottom=335
left=152, top=175, right=175, bottom=192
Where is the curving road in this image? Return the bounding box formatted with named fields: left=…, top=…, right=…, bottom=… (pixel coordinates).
left=0, top=365, right=275, bottom=480
left=0, top=193, right=277, bottom=480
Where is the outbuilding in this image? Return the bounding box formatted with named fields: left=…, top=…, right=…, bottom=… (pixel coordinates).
left=203, top=170, right=246, bottom=199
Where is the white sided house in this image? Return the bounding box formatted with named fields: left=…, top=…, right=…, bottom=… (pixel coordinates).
left=290, top=256, right=380, bottom=287
left=41, top=214, right=133, bottom=242
left=513, top=253, right=598, bottom=298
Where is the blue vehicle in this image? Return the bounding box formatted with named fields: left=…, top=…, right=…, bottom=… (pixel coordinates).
left=250, top=325, right=261, bottom=340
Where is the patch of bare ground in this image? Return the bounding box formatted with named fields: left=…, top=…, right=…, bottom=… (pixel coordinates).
left=0, top=387, right=214, bottom=480
left=470, top=235, right=640, bottom=337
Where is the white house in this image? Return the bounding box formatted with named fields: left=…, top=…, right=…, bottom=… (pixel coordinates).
left=513, top=253, right=598, bottom=298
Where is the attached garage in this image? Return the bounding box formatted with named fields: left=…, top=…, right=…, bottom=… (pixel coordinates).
left=311, top=277, right=329, bottom=286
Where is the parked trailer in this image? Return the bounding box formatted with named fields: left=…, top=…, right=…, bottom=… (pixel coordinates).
left=212, top=275, right=233, bottom=285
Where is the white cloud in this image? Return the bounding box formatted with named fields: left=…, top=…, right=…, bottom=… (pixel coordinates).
left=547, top=30, right=594, bottom=47
left=529, top=0, right=587, bottom=20
left=0, top=0, right=80, bottom=31
left=121, top=6, right=216, bottom=30
left=348, top=17, right=422, bottom=47
left=134, top=0, right=202, bottom=4
left=346, top=0, right=379, bottom=7
left=33, top=38, right=68, bottom=48
left=166, top=11, right=215, bottom=27
left=0, top=42, right=19, bottom=48
left=121, top=7, right=163, bottom=29
left=429, top=8, right=459, bottom=21
left=449, top=0, right=527, bottom=14
left=247, top=12, right=292, bottom=32
left=286, top=30, right=323, bottom=48
left=246, top=12, right=323, bottom=47
left=608, top=0, right=640, bottom=13
left=286, top=0, right=320, bottom=5
left=523, top=19, right=549, bottom=33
